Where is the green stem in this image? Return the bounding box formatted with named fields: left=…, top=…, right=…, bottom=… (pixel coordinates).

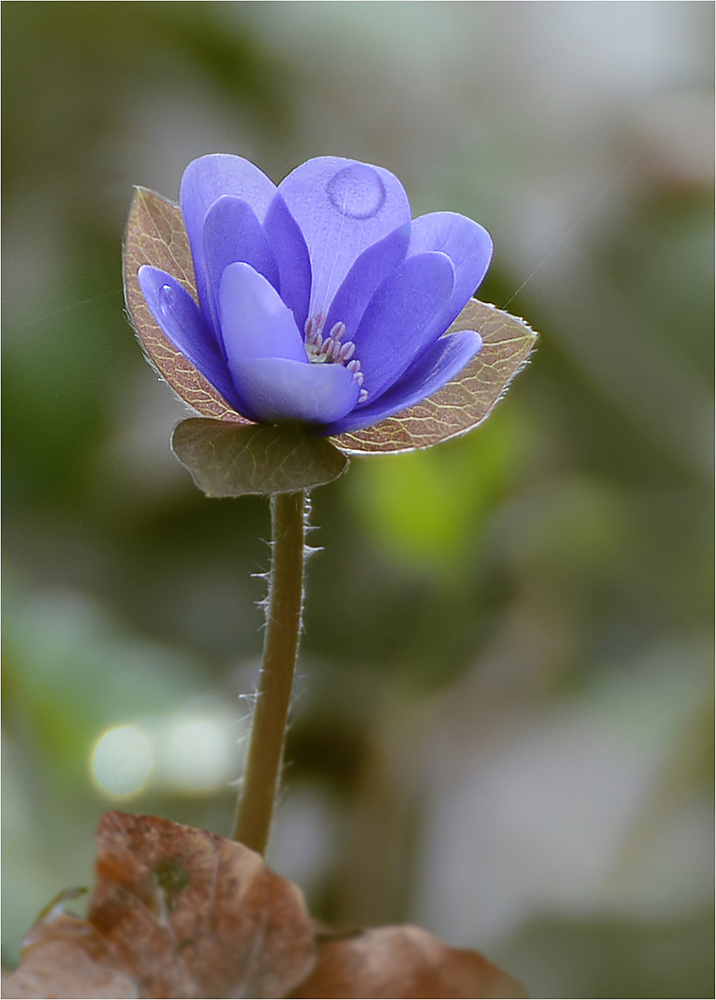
left=233, top=490, right=307, bottom=854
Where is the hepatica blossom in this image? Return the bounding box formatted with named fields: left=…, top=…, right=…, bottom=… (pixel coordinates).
left=137, top=155, right=492, bottom=435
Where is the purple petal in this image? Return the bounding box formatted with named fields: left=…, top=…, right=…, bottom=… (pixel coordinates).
left=409, top=212, right=493, bottom=328
left=325, top=329, right=483, bottom=435
left=219, top=263, right=308, bottom=383
left=352, top=252, right=455, bottom=401
left=232, top=356, right=360, bottom=425
left=180, top=155, right=277, bottom=330
left=323, top=222, right=410, bottom=340
left=137, top=266, right=246, bottom=414
left=276, top=157, right=411, bottom=318
left=263, top=193, right=313, bottom=333
left=203, top=196, right=279, bottom=338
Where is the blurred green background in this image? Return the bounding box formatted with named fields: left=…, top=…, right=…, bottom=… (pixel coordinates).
left=2, top=3, right=713, bottom=997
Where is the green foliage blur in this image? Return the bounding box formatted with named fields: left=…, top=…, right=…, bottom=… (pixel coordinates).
left=3, top=4, right=713, bottom=997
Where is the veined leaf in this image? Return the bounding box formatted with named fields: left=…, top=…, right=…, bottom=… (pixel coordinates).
left=334, top=300, right=537, bottom=454
left=172, top=419, right=349, bottom=496
left=123, top=187, right=248, bottom=422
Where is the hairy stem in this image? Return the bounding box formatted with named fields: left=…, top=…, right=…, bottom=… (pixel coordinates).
left=233, top=490, right=307, bottom=854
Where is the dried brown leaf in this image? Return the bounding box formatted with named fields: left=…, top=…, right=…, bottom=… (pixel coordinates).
left=334, top=300, right=537, bottom=454
left=87, top=812, right=315, bottom=998
left=2, top=912, right=138, bottom=999
left=4, top=814, right=527, bottom=1000
left=123, top=187, right=248, bottom=423
left=289, top=924, right=528, bottom=1000
left=4, top=812, right=315, bottom=1000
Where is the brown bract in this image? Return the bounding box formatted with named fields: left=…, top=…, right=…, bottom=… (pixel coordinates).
left=123, top=187, right=249, bottom=422
left=334, top=300, right=537, bottom=453
left=3, top=812, right=527, bottom=1000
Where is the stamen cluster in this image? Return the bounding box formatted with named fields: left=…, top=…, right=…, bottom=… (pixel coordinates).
left=304, top=314, right=368, bottom=402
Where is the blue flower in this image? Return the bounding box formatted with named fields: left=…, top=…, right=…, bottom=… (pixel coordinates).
left=138, top=155, right=492, bottom=435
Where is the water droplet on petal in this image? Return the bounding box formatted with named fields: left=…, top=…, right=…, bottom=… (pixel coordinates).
left=327, top=164, right=386, bottom=220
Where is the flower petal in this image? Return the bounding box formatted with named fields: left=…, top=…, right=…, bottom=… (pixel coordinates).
left=137, top=266, right=247, bottom=414
left=219, top=262, right=308, bottom=381
left=409, top=212, right=493, bottom=328
left=324, top=222, right=410, bottom=340
left=203, top=196, right=279, bottom=338
left=263, top=193, right=313, bottom=334
left=180, top=155, right=277, bottom=330
left=325, top=329, right=483, bottom=435
left=232, top=357, right=360, bottom=425
left=276, top=157, right=411, bottom=317
left=352, top=252, right=455, bottom=401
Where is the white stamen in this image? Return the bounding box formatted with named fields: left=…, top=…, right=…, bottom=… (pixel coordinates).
left=328, top=321, right=345, bottom=343
left=304, top=313, right=368, bottom=401
left=339, top=341, right=355, bottom=361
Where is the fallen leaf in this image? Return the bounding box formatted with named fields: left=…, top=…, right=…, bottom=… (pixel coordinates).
left=3, top=814, right=527, bottom=999
left=289, top=924, right=528, bottom=1000
left=4, top=812, right=315, bottom=999
left=2, top=911, right=138, bottom=999
left=87, top=812, right=315, bottom=999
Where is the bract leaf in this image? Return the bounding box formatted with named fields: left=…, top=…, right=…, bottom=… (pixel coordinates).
left=333, top=299, right=537, bottom=454
left=123, top=186, right=249, bottom=422
left=288, top=924, right=529, bottom=1000
left=172, top=418, right=349, bottom=496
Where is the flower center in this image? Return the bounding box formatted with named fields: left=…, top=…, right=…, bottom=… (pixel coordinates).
left=304, top=314, right=368, bottom=403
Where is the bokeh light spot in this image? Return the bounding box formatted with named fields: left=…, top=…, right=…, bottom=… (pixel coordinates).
left=91, top=724, right=154, bottom=798
left=162, top=711, right=237, bottom=793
